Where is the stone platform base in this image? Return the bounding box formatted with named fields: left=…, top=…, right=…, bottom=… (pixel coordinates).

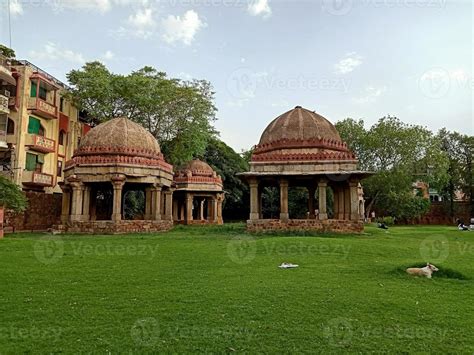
left=174, top=219, right=223, bottom=225
left=247, top=219, right=364, bottom=233
left=54, top=220, right=174, bottom=235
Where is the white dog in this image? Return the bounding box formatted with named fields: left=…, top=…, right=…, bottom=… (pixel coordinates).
left=406, top=263, right=439, bottom=278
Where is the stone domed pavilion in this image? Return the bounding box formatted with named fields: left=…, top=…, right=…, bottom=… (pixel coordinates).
left=238, top=106, right=372, bottom=233
left=173, top=159, right=224, bottom=225
left=59, top=117, right=174, bottom=234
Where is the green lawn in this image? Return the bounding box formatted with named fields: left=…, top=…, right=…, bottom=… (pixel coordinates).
left=1, top=224, right=473, bottom=353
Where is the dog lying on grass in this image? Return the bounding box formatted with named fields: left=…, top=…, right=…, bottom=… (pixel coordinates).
left=406, top=263, right=439, bottom=278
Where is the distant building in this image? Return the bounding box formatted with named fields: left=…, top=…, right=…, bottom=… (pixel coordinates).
left=0, top=56, right=90, bottom=194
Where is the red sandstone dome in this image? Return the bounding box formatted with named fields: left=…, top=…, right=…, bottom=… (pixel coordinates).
left=67, top=117, right=171, bottom=171
left=252, top=106, right=355, bottom=162
left=178, top=159, right=216, bottom=176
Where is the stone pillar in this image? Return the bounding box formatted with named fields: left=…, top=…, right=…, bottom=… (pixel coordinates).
left=82, top=186, right=91, bottom=221
left=199, top=199, right=205, bottom=220
left=111, top=176, right=126, bottom=221
left=185, top=193, right=193, bottom=224
left=90, top=190, right=97, bottom=221
left=249, top=178, right=259, bottom=220
left=308, top=186, right=316, bottom=219
left=145, top=187, right=152, bottom=220
left=152, top=185, right=162, bottom=220
left=217, top=193, right=224, bottom=224
left=349, top=181, right=360, bottom=221
left=279, top=178, right=289, bottom=221
left=318, top=179, right=328, bottom=220
left=344, top=186, right=351, bottom=220
left=60, top=185, right=71, bottom=224
left=173, top=199, right=179, bottom=221
left=337, top=187, right=345, bottom=220
left=164, top=190, right=173, bottom=221
left=70, top=182, right=84, bottom=222
left=212, top=197, right=218, bottom=222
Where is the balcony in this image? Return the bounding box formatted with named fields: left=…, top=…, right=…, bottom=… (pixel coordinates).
left=0, top=130, right=6, bottom=150
left=28, top=97, right=58, bottom=120
left=22, top=171, right=53, bottom=187
left=25, top=134, right=56, bottom=153
left=0, top=94, right=8, bottom=114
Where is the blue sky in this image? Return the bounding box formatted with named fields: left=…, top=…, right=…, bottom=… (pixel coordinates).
left=1, top=0, right=472, bottom=151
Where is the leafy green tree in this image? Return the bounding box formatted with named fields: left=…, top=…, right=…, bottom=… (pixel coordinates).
left=0, top=176, right=27, bottom=212
left=0, top=44, right=15, bottom=58
left=336, top=116, right=448, bottom=221
left=200, top=138, right=249, bottom=220
left=66, top=62, right=217, bottom=166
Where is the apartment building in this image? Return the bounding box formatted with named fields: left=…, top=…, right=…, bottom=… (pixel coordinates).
left=0, top=55, right=90, bottom=194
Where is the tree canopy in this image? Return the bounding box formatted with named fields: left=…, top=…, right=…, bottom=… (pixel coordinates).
left=0, top=176, right=27, bottom=212
left=336, top=116, right=449, bottom=221
left=66, top=62, right=217, bottom=166
left=0, top=44, right=15, bottom=58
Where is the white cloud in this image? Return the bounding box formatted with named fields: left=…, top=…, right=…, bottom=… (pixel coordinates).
left=334, top=52, right=363, bottom=75
left=248, top=0, right=272, bottom=19
left=29, top=42, right=86, bottom=64
left=49, top=0, right=112, bottom=13
left=9, top=0, right=23, bottom=16
left=161, top=10, right=206, bottom=46
left=126, top=7, right=156, bottom=38
left=353, top=86, right=386, bottom=104
left=101, top=50, right=115, bottom=61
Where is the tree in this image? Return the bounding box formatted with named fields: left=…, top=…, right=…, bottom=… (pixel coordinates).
left=336, top=116, right=448, bottom=221
left=0, top=176, right=27, bottom=212
left=0, top=44, right=15, bottom=59
left=66, top=62, right=217, bottom=166
left=200, top=138, right=249, bottom=220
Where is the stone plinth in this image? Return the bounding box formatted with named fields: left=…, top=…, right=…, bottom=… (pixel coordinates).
left=54, top=220, right=173, bottom=235
left=246, top=219, right=363, bottom=233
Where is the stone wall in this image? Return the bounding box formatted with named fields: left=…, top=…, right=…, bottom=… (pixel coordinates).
left=247, top=219, right=364, bottom=233
left=4, top=192, right=62, bottom=232
left=404, top=201, right=471, bottom=225
left=55, top=220, right=174, bottom=234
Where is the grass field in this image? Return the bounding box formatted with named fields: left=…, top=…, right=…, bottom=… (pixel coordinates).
left=0, top=224, right=473, bottom=353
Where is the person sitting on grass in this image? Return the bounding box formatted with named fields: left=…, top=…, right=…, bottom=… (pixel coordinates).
left=456, top=219, right=469, bottom=231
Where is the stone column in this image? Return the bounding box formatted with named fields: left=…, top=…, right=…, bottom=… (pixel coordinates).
left=308, top=186, right=316, bottom=219
left=185, top=193, right=193, bottom=224
left=217, top=193, right=224, bottom=224
left=337, top=187, right=345, bottom=220
left=152, top=185, right=162, bottom=221
left=349, top=180, right=360, bottom=221
left=344, top=186, right=351, bottom=220
left=212, top=197, right=218, bottom=222
left=144, top=187, right=152, bottom=220
left=164, top=190, right=173, bottom=221
left=90, top=190, right=97, bottom=221
left=249, top=178, right=259, bottom=220
left=173, top=199, right=179, bottom=221
left=60, top=184, right=71, bottom=224
left=82, top=186, right=91, bottom=221
left=199, top=199, right=205, bottom=220
left=318, top=179, right=328, bottom=220
left=70, top=182, right=84, bottom=222
left=279, top=178, right=289, bottom=221
left=111, top=176, right=126, bottom=221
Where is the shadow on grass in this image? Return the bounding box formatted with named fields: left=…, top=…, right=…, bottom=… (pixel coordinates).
left=391, top=263, right=471, bottom=280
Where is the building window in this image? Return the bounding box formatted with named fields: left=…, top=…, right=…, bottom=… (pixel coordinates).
left=7, top=118, right=14, bottom=134
left=30, top=81, right=37, bottom=97
left=60, top=97, right=65, bottom=113
left=58, top=130, right=65, bottom=145
left=25, top=153, right=44, bottom=172
left=28, top=116, right=41, bottom=134
left=57, top=160, right=63, bottom=177
left=39, top=83, right=47, bottom=101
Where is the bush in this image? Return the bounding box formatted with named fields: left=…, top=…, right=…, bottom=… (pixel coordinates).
left=376, top=216, right=395, bottom=226
left=0, top=176, right=27, bottom=212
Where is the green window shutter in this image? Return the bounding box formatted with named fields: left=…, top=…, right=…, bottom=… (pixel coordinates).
left=25, top=153, right=37, bottom=171
left=30, top=81, right=37, bottom=97
left=28, top=116, right=40, bottom=134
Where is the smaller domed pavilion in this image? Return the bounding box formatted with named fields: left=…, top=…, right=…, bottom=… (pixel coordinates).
left=58, top=117, right=174, bottom=234
left=173, top=159, right=224, bottom=225
left=238, top=106, right=372, bottom=233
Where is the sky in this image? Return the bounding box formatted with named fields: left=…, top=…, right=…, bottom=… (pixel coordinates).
left=1, top=0, right=472, bottom=152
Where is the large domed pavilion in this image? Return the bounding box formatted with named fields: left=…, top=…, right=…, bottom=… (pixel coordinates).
left=238, top=106, right=372, bottom=233
left=59, top=117, right=175, bottom=233
left=173, top=159, right=224, bottom=225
